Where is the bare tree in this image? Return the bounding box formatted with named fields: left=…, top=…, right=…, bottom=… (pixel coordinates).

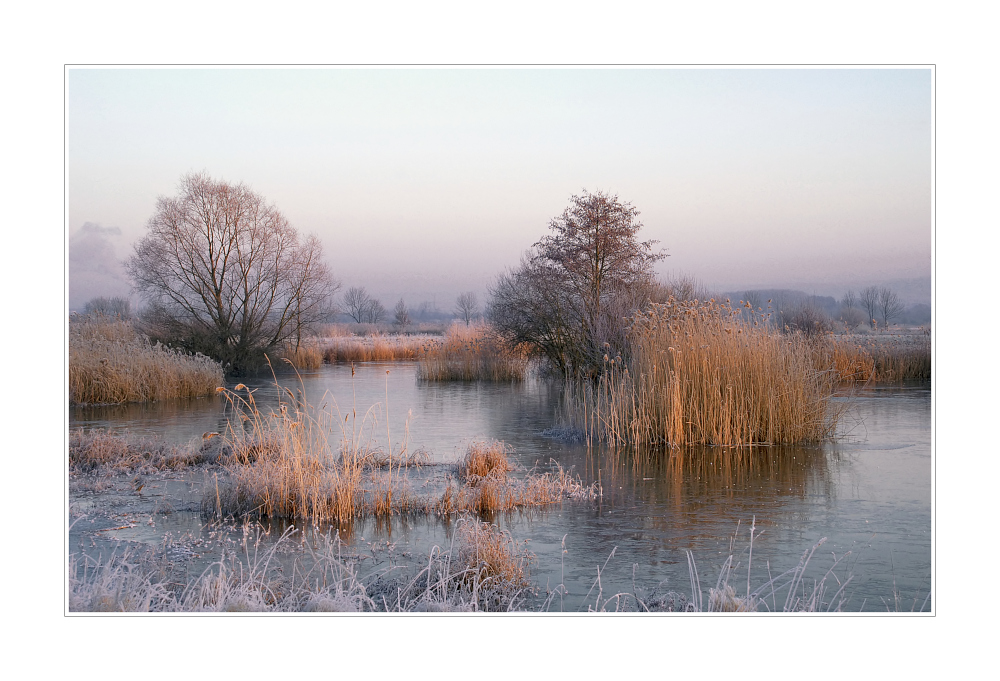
left=878, top=287, right=905, bottom=330
left=84, top=296, right=132, bottom=319
left=126, top=173, right=339, bottom=372
left=837, top=290, right=864, bottom=332
left=343, top=287, right=372, bottom=324
left=860, top=286, right=880, bottom=330
left=489, top=190, right=666, bottom=377
left=365, top=298, right=386, bottom=324
left=657, top=273, right=708, bottom=302
left=393, top=298, right=411, bottom=330
left=454, top=292, right=480, bottom=325
left=842, top=290, right=858, bottom=311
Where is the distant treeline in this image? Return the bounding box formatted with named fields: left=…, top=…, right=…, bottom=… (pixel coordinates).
left=723, top=289, right=931, bottom=327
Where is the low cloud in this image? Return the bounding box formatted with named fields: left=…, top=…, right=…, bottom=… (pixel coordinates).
left=69, top=222, right=131, bottom=311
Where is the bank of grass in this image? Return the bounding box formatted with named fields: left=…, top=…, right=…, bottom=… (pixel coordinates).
left=322, top=334, right=432, bottom=363
left=276, top=343, right=324, bottom=370
left=69, top=315, right=224, bottom=404
left=207, top=386, right=596, bottom=524
left=823, top=334, right=931, bottom=383
left=574, top=299, right=839, bottom=447
left=417, top=323, right=529, bottom=382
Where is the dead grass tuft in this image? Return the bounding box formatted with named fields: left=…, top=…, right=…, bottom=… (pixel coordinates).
left=207, top=383, right=426, bottom=524
left=457, top=440, right=515, bottom=481
left=454, top=521, right=533, bottom=588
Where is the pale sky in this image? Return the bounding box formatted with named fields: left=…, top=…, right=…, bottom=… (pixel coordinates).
left=68, top=67, right=931, bottom=309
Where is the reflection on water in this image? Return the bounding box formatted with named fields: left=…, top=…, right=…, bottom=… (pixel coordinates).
left=69, top=363, right=931, bottom=611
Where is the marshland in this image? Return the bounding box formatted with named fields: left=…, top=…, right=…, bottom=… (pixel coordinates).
left=67, top=148, right=931, bottom=614
left=69, top=319, right=931, bottom=612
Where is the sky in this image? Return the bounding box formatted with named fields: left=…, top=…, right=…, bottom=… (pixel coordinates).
left=67, top=67, right=932, bottom=310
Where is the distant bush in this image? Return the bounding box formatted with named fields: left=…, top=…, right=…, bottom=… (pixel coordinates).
left=83, top=296, right=132, bottom=319
left=784, top=305, right=832, bottom=337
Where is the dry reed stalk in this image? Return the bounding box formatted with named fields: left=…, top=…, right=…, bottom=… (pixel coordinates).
left=573, top=298, right=839, bottom=447
left=416, top=323, right=529, bottom=382
left=69, top=315, right=223, bottom=404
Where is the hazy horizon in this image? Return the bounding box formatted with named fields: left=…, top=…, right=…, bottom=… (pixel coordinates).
left=68, top=67, right=932, bottom=312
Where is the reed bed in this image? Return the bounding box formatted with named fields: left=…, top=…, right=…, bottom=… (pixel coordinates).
left=822, top=335, right=931, bottom=383
left=573, top=299, right=839, bottom=447
left=276, top=343, right=324, bottom=370
left=417, top=323, right=529, bottom=382
left=69, top=315, right=223, bottom=404
left=322, top=334, right=433, bottom=363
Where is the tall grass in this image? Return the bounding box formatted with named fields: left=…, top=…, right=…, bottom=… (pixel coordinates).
left=208, top=383, right=424, bottom=524
left=322, top=334, right=431, bottom=363
left=823, top=335, right=931, bottom=383
left=454, top=521, right=532, bottom=588
left=208, top=380, right=596, bottom=524
left=572, top=299, right=839, bottom=447
left=69, top=315, right=223, bottom=404
left=276, top=343, right=324, bottom=370
left=417, top=323, right=529, bottom=382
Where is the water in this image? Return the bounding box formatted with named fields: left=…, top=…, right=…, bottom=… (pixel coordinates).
left=69, top=363, right=932, bottom=612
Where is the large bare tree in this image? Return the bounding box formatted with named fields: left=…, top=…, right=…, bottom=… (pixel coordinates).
left=489, top=190, right=666, bottom=377
left=127, top=173, right=339, bottom=372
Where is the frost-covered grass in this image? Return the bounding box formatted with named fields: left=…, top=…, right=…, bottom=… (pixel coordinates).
left=70, top=517, right=926, bottom=613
